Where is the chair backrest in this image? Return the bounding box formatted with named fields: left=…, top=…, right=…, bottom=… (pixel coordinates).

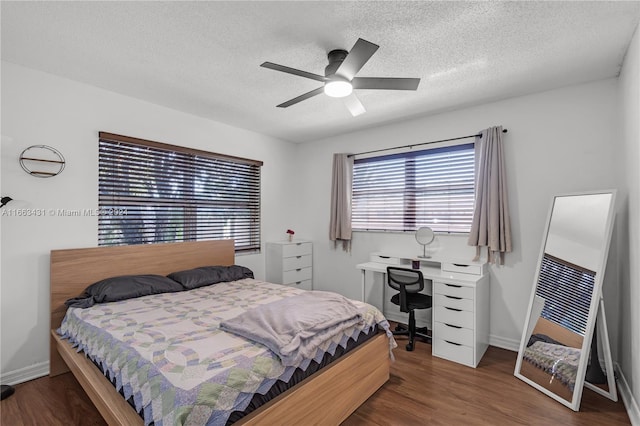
left=387, top=266, right=425, bottom=294
left=387, top=267, right=425, bottom=313
left=387, top=266, right=424, bottom=293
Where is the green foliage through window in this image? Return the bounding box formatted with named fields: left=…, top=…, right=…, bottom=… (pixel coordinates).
left=98, top=134, right=261, bottom=252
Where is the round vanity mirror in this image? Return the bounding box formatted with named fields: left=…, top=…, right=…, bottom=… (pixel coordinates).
left=415, top=226, right=435, bottom=258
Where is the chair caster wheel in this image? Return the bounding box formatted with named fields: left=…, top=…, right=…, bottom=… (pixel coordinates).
left=406, top=343, right=414, bottom=351
left=395, top=324, right=405, bottom=332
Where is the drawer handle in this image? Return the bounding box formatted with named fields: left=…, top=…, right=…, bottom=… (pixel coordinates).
left=296, top=281, right=301, bottom=285
left=445, top=295, right=462, bottom=300
left=445, top=340, right=462, bottom=346
left=444, top=323, right=462, bottom=329
left=379, top=255, right=390, bottom=259
left=296, top=256, right=302, bottom=259
left=452, top=263, right=468, bottom=267
left=296, top=243, right=302, bottom=245
left=445, top=284, right=462, bottom=288
left=445, top=307, right=462, bottom=312
left=296, top=268, right=302, bottom=272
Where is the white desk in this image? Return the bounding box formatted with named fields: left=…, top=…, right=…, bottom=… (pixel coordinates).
left=356, top=253, right=490, bottom=368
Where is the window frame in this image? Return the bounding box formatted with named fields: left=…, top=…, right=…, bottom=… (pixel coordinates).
left=97, top=132, right=262, bottom=253
left=351, top=142, right=476, bottom=234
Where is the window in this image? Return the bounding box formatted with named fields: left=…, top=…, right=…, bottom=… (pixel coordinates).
left=352, top=143, right=475, bottom=233
left=98, top=132, right=262, bottom=253
left=536, top=253, right=595, bottom=336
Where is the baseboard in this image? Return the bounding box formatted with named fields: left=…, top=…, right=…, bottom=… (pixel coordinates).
left=387, top=324, right=521, bottom=353
left=0, top=361, right=49, bottom=386
left=616, top=363, right=640, bottom=426
left=489, top=334, right=520, bottom=352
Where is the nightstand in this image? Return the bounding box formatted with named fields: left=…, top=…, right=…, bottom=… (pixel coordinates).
left=265, top=240, right=313, bottom=290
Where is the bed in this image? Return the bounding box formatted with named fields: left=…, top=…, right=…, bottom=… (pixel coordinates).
left=520, top=317, right=584, bottom=401
left=50, top=240, right=392, bottom=425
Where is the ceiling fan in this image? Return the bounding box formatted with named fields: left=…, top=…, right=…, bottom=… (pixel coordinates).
left=261, top=38, right=421, bottom=116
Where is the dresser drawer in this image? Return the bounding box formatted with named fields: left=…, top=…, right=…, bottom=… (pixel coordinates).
left=433, top=305, right=474, bottom=329
left=433, top=338, right=474, bottom=366
left=434, top=293, right=474, bottom=311
left=369, top=254, right=401, bottom=265
left=434, top=282, right=474, bottom=299
left=434, top=321, right=474, bottom=346
left=441, top=262, right=483, bottom=275
left=288, top=279, right=312, bottom=291
left=282, top=242, right=312, bottom=257
left=282, top=254, right=312, bottom=271
left=283, top=267, right=312, bottom=284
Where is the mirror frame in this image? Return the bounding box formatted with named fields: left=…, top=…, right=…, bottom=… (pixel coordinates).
left=514, top=189, right=617, bottom=411
left=415, top=226, right=435, bottom=258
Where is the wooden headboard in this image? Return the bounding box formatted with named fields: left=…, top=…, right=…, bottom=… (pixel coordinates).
left=50, top=239, right=235, bottom=375
left=531, top=317, right=584, bottom=349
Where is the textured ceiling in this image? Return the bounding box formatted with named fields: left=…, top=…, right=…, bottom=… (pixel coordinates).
left=2, top=1, right=639, bottom=143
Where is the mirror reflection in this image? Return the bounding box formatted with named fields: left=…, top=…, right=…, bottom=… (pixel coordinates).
left=515, top=192, right=615, bottom=410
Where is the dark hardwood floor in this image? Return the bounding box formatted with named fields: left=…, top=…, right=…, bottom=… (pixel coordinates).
left=0, top=337, right=630, bottom=425
left=344, top=339, right=629, bottom=426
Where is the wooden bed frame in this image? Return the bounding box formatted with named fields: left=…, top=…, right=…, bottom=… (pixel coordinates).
left=531, top=317, right=583, bottom=349
left=50, top=240, right=390, bottom=425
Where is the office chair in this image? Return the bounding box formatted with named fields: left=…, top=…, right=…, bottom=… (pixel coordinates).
left=387, top=266, right=432, bottom=351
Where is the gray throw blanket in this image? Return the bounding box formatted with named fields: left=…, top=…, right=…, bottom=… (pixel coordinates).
left=220, top=291, right=364, bottom=367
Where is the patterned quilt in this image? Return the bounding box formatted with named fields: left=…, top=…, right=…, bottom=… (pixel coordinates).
left=58, top=278, right=393, bottom=425
left=523, top=341, right=580, bottom=391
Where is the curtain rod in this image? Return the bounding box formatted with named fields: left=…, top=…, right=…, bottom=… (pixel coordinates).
left=348, top=128, right=508, bottom=158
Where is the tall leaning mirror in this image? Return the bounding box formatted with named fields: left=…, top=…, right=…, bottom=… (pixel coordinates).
left=514, top=190, right=617, bottom=411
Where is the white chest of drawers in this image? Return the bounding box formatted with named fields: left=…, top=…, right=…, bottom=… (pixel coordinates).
left=265, top=241, right=313, bottom=291
left=432, top=276, right=489, bottom=368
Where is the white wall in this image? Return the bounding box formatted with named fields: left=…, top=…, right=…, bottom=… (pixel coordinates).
left=294, top=79, right=621, bottom=351
left=545, top=233, right=603, bottom=271
left=0, top=62, right=296, bottom=382
left=545, top=192, right=614, bottom=271
left=618, top=22, right=640, bottom=421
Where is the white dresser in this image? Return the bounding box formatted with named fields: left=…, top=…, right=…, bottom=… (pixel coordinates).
left=431, top=269, right=489, bottom=368
left=265, top=240, right=313, bottom=291
left=356, top=254, right=489, bottom=368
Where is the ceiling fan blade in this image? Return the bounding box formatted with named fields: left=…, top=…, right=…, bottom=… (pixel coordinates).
left=276, top=87, right=325, bottom=108
left=352, top=77, right=421, bottom=91
left=335, top=38, right=379, bottom=80
left=261, top=62, right=327, bottom=82
left=342, top=93, right=366, bottom=116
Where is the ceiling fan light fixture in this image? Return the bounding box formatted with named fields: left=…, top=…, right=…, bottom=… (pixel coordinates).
left=262, top=38, right=420, bottom=113
left=324, top=79, right=352, bottom=98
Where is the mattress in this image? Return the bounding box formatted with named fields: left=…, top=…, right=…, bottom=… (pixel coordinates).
left=58, top=278, right=392, bottom=425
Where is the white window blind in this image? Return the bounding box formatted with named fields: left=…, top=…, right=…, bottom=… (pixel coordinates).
left=536, top=253, right=595, bottom=336
left=98, top=133, right=262, bottom=253
left=352, top=143, right=475, bottom=233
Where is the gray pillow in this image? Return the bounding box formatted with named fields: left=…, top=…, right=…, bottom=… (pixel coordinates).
left=65, top=274, right=183, bottom=308
left=167, top=265, right=254, bottom=290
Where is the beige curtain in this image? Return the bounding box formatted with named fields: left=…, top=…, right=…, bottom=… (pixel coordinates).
left=468, top=126, right=512, bottom=264
left=329, top=153, right=354, bottom=252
